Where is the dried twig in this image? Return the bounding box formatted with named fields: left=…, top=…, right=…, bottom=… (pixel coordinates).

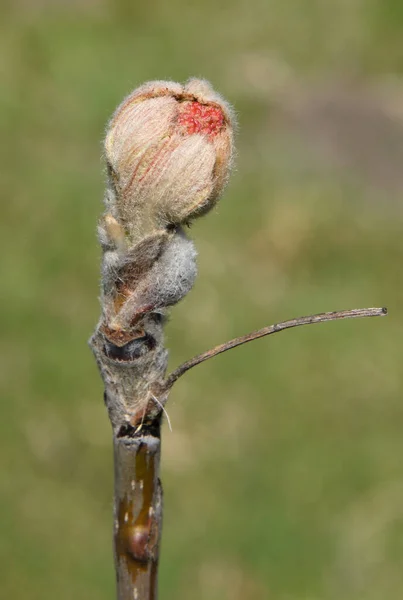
left=163, top=307, right=387, bottom=391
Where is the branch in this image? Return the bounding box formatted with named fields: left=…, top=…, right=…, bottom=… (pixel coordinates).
left=113, top=434, right=162, bottom=600
left=163, top=307, right=387, bottom=391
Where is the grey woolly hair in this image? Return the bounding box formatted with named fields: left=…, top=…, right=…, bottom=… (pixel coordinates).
left=109, top=228, right=197, bottom=330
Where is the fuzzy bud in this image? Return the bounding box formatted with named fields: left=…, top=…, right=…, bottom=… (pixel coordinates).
left=104, top=78, right=235, bottom=240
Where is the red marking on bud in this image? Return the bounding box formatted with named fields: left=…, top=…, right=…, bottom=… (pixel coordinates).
left=177, top=101, right=225, bottom=138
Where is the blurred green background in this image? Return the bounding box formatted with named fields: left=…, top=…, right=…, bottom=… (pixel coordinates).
left=1, top=1, right=403, bottom=598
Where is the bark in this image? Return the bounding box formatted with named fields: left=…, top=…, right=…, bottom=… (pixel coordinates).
left=113, top=432, right=162, bottom=600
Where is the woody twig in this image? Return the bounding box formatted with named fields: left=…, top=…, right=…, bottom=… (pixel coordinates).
left=89, top=78, right=386, bottom=600
left=90, top=78, right=234, bottom=600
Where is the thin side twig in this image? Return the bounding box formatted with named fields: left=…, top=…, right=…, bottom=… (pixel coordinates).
left=163, top=307, right=387, bottom=391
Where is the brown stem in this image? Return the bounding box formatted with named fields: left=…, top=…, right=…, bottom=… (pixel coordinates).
left=163, top=307, right=387, bottom=391
left=113, top=428, right=162, bottom=600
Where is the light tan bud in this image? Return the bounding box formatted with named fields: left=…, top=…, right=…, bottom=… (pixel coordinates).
left=104, top=78, right=235, bottom=240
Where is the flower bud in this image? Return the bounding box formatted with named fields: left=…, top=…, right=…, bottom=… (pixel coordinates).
left=104, top=78, right=235, bottom=240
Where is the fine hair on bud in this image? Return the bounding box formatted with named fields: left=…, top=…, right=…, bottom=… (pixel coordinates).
left=104, top=78, right=235, bottom=242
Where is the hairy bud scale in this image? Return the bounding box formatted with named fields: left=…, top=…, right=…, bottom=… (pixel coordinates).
left=104, top=78, right=234, bottom=240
